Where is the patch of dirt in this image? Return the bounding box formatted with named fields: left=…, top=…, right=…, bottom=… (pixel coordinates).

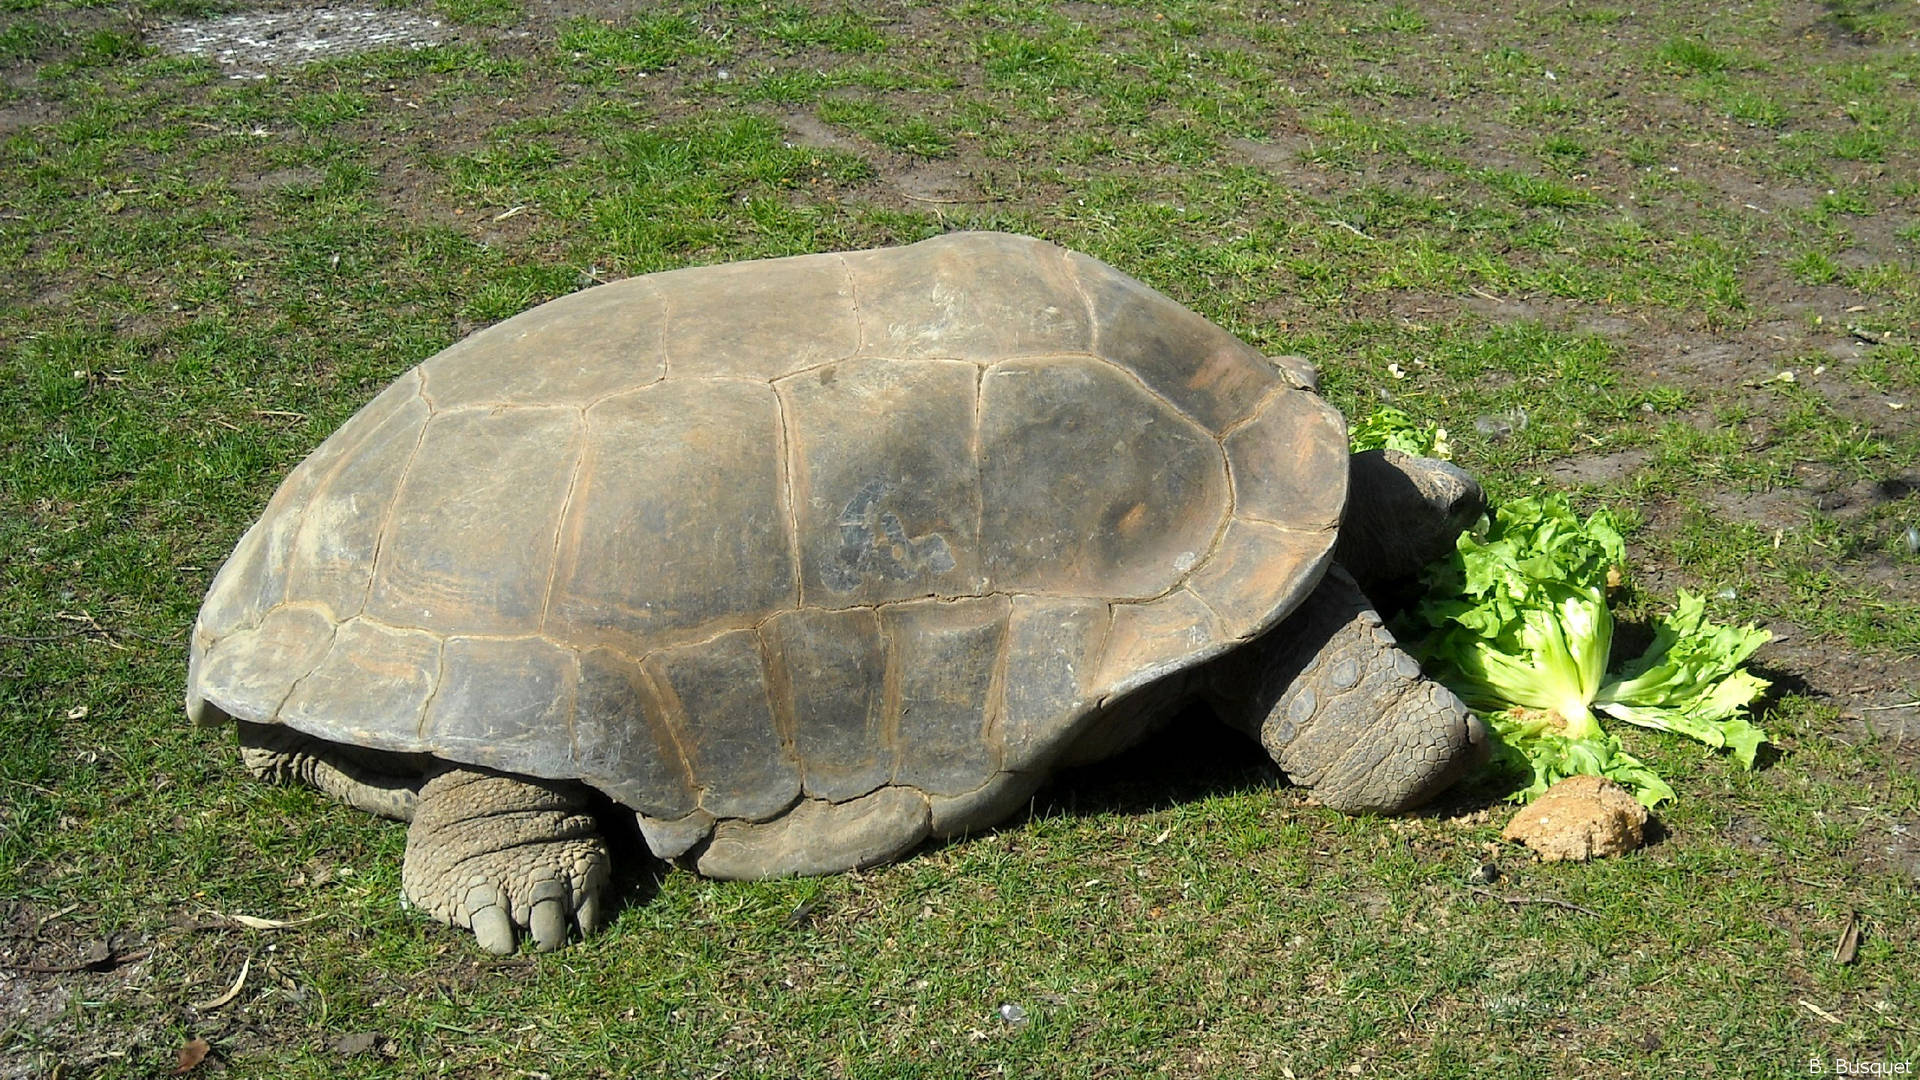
left=775, top=110, right=865, bottom=156
left=149, top=7, right=456, bottom=80
left=228, top=166, right=326, bottom=195
left=771, top=108, right=999, bottom=209
left=889, top=160, right=983, bottom=204
left=0, top=100, right=54, bottom=137
left=1547, top=448, right=1652, bottom=487
left=0, top=903, right=159, bottom=1078
left=1702, top=485, right=1815, bottom=529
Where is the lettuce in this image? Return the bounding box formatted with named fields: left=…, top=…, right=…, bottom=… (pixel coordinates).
left=1487, top=711, right=1676, bottom=807
left=1595, top=591, right=1772, bottom=769
left=1410, top=494, right=1772, bottom=807
left=1350, top=408, right=1450, bottom=459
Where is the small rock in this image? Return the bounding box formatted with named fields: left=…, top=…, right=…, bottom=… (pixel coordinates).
left=332, top=1032, right=380, bottom=1057
left=1467, top=862, right=1500, bottom=885
left=1501, top=775, right=1649, bottom=861
left=1473, top=409, right=1528, bottom=439
left=997, top=1003, right=1029, bottom=1024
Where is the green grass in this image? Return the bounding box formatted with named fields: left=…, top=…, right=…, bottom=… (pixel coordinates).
left=1657, top=36, right=1734, bottom=76
left=3, top=0, right=1920, bottom=1076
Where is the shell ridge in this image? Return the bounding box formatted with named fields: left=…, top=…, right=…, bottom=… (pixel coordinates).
left=755, top=619, right=804, bottom=792
left=413, top=633, right=449, bottom=741
left=876, top=608, right=904, bottom=785
left=772, top=385, right=805, bottom=608
left=1091, top=601, right=1122, bottom=707
left=537, top=419, right=592, bottom=631
left=632, top=654, right=703, bottom=803
left=751, top=628, right=802, bottom=787
left=286, top=373, right=423, bottom=625
left=358, top=407, right=434, bottom=619
left=657, top=277, right=673, bottom=381
left=1083, top=351, right=1211, bottom=434
left=265, top=615, right=342, bottom=726
left=1179, top=585, right=1228, bottom=635
left=581, top=375, right=666, bottom=410
left=983, top=591, right=1014, bottom=768
left=635, top=652, right=708, bottom=805
left=836, top=253, right=867, bottom=355
left=1175, top=437, right=1239, bottom=594
left=1058, top=244, right=1103, bottom=358
left=414, top=361, right=440, bottom=410
left=969, top=361, right=987, bottom=595
left=1215, top=381, right=1292, bottom=442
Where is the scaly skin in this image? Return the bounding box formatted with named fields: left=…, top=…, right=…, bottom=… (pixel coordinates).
left=238, top=724, right=609, bottom=953
left=237, top=721, right=422, bottom=822
left=1268, top=568, right=1486, bottom=811
left=401, top=768, right=611, bottom=954
left=1208, top=566, right=1487, bottom=813
left=1334, top=448, right=1485, bottom=597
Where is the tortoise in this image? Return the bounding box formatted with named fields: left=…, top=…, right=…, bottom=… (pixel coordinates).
left=187, top=232, right=1488, bottom=954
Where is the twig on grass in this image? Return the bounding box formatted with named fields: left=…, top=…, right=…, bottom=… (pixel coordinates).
left=1469, top=886, right=1601, bottom=917
left=192, top=957, right=252, bottom=1011
left=0, top=612, right=181, bottom=649
left=900, top=191, right=1004, bottom=205
left=0, top=629, right=100, bottom=645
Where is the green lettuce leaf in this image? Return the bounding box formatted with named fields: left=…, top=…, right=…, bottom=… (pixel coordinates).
left=1350, top=408, right=1450, bottom=459
left=1596, top=590, right=1772, bottom=769
left=1413, top=496, right=1627, bottom=740
left=1487, top=710, right=1677, bottom=808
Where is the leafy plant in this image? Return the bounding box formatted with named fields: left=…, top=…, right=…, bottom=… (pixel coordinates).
left=1406, top=495, right=1772, bottom=806
left=1349, top=407, right=1450, bottom=458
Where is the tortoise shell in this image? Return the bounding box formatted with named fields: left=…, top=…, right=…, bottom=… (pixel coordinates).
left=187, top=232, right=1347, bottom=861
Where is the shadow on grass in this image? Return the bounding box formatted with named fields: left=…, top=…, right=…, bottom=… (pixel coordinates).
left=1033, top=705, right=1282, bottom=821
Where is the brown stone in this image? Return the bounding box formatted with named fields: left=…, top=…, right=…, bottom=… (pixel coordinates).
left=1502, top=775, right=1650, bottom=862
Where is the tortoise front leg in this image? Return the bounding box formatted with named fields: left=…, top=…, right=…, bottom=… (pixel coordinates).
left=1209, top=568, right=1488, bottom=813
left=402, top=767, right=613, bottom=954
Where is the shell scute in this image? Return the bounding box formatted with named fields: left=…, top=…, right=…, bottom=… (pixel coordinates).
left=190, top=233, right=1344, bottom=836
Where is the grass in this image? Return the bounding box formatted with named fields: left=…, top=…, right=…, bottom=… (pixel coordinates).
left=2, top=0, right=1919, bottom=1077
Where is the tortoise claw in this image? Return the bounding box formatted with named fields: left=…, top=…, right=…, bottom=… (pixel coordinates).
left=528, top=880, right=570, bottom=952
left=469, top=895, right=517, bottom=956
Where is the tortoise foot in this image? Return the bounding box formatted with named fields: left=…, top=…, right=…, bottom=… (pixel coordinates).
left=1251, top=568, right=1488, bottom=813
left=402, top=768, right=611, bottom=954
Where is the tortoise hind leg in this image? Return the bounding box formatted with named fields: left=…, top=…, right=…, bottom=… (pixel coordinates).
left=402, top=767, right=612, bottom=954
left=236, top=721, right=423, bottom=822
